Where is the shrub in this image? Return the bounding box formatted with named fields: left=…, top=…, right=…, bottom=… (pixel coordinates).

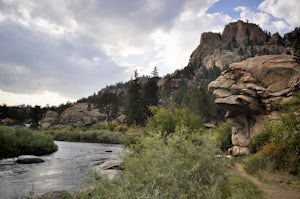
left=211, top=122, right=232, bottom=151
left=0, top=126, right=57, bottom=158
left=219, top=176, right=263, bottom=199
left=243, top=152, right=272, bottom=176
left=75, top=128, right=263, bottom=199
left=245, top=93, right=300, bottom=175
left=248, top=131, right=271, bottom=153
left=146, top=105, right=203, bottom=137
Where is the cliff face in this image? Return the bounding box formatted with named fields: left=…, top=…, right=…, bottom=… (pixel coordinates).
left=208, top=55, right=300, bottom=155
left=187, top=20, right=293, bottom=76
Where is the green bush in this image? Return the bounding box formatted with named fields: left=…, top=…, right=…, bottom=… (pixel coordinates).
left=219, top=176, right=263, bottom=199
left=211, top=122, right=232, bottom=151
left=245, top=93, right=300, bottom=175
left=146, top=105, right=203, bottom=137
left=75, top=131, right=262, bottom=199
left=0, top=126, right=57, bottom=159
left=243, top=152, right=273, bottom=176
left=75, top=131, right=231, bottom=199
left=248, top=131, right=271, bottom=153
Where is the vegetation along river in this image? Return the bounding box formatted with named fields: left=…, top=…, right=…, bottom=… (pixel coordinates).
left=0, top=141, right=123, bottom=198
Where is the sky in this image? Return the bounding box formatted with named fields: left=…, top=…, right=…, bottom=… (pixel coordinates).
left=0, top=0, right=299, bottom=107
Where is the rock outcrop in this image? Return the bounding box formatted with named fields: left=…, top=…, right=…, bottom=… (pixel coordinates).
left=209, top=55, right=300, bottom=155
left=59, top=103, right=100, bottom=128
left=40, top=110, right=58, bottom=129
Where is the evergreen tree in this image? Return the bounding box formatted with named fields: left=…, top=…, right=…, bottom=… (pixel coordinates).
left=98, top=91, right=119, bottom=124
left=30, top=105, right=42, bottom=128
left=151, top=66, right=159, bottom=78
left=141, top=77, right=159, bottom=122
left=126, top=73, right=143, bottom=126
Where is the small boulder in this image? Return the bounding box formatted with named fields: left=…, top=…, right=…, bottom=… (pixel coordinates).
left=16, top=155, right=45, bottom=164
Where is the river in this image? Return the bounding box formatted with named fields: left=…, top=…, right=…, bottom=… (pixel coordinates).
left=0, top=141, right=123, bottom=198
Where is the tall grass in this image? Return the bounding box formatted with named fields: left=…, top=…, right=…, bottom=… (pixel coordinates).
left=0, top=126, right=57, bottom=159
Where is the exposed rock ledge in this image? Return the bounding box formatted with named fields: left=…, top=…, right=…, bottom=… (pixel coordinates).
left=208, top=55, right=300, bottom=155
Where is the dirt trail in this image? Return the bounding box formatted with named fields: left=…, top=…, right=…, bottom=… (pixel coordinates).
left=232, top=163, right=300, bottom=199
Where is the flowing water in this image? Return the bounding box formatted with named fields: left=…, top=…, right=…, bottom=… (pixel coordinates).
left=0, top=141, right=123, bottom=198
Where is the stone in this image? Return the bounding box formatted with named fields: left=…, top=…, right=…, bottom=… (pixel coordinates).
left=40, top=110, right=58, bottom=129
left=59, top=103, right=100, bottom=128
left=94, top=160, right=123, bottom=180
left=16, top=155, right=45, bottom=164
left=228, top=146, right=249, bottom=156
left=208, top=55, right=300, bottom=155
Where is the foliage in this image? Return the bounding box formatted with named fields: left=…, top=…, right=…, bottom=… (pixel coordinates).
left=74, top=128, right=263, bottom=199
left=0, top=126, right=57, bottom=159
left=246, top=93, right=300, bottom=175
left=243, top=152, right=273, bottom=177
left=145, top=105, right=203, bottom=137
left=75, top=132, right=230, bottom=199
left=171, top=82, right=225, bottom=122
left=219, top=175, right=263, bottom=199
left=211, top=122, right=232, bottom=152
left=48, top=129, right=124, bottom=144
left=96, top=91, right=119, bottom=124
left=43, top=124, right=142, bottom=145
left=125, top=77, right=143, bottom=126
left=248, top=131, right=271, bottom=153
left=126, top=73, right=159, bottom=126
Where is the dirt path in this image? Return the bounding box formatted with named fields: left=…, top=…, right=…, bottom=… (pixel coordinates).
left=232, top=163, right=300, bottom=199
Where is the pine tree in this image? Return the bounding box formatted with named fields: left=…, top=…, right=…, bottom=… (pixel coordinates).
left=126, top=73, right=143, bottom=126
left=141, top=77, right=159, bottom=122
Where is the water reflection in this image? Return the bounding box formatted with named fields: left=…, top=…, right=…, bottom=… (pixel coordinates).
left=0, top=141, right=122, bottom=198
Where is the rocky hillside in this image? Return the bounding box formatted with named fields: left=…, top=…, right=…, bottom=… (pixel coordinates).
left=159, top=20, right=299, bottom=103
left=39, top=20, right=300, bottom=128
left=208, top=55, right=300, bottom=155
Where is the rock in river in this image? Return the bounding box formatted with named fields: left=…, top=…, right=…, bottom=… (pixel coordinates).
left=16, top=155, right=45, bottom=164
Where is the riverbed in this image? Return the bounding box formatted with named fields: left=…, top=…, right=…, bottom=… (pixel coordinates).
left=0, top=141, right=123, bottom=198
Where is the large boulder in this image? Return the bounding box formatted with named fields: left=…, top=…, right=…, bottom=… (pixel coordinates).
left=16, top=155, right=45, bottom=164
left=40, top=110, right=58, bottom=129
left=208, top=55, right=300, bottom=155
left=59, top=103, right=100, bottom=128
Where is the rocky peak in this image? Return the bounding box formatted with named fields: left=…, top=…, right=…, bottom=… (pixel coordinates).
left=269, top=32, right=283, bottom=45
left=187, top=20, right=295, bottom=78
left=222, top=20, right=269, bottom=46
left=208, top=55, right=300, bottom=155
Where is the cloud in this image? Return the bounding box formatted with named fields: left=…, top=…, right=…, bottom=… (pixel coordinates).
left=1, top=0, right=297, bottom=106
left=259, top=0, right=300, bottom=26
left=233, top=0, right=299, bottom=35
left=0, top=89, right=74, bottom=106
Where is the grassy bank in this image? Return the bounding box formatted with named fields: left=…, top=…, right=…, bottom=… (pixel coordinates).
left=0, top=126, right=58, bottom=159
left=42, top=124, right=143, bottom=145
